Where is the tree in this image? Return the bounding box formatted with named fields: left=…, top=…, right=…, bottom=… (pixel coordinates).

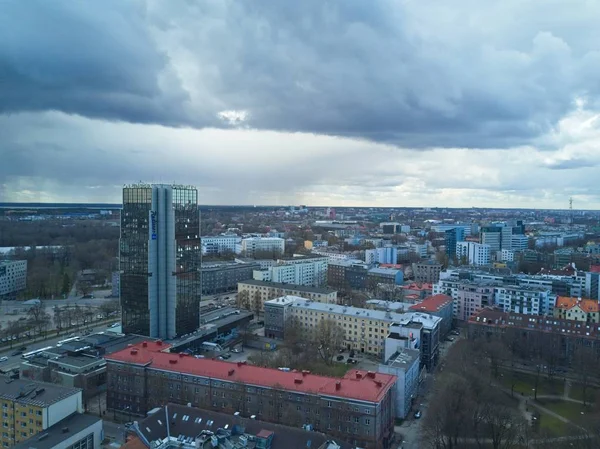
left=313, top=319, right=344, bottom=365
left=60, top=272, right=71, bottom=296
left=237, top=290, right=250, bottom=310
left=27, top=302, right=52, bottom=336
left=99, top=300, right=120, bottom=319
left=77, top=280, right=92, bottom=296
left=252, top=291, right=262, bottom=317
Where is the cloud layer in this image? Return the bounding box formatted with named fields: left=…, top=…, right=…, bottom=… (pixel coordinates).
left=1, top=0, right=600, bottom=207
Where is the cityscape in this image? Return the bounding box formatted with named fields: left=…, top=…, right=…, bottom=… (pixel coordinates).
left=2, top=2, right=600, bottom=449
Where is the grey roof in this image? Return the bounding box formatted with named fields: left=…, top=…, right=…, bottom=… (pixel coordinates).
left=0, top=379, right=80, bottom=407
left=13, top=413, right=101, bottom=449
left=290, top=298, right=406, bottom=323
left=134, top=404, right=352, bottom=449
left=368, top=268, right=400, bottom=276
left=386, top=349, right=421, bottom=368
left=238, top=279, right=336, bottom=294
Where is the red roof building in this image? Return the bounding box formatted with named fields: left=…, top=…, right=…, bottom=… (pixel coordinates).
left=409, top=294, right=454, bottom=334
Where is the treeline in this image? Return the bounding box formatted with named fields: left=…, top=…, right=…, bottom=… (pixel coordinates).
left=0, top=220, right=119, bottom=246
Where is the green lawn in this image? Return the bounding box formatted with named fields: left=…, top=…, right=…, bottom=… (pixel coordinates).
left=498, top=370, right=564, bottom=397
left=536, top=399, right=593, bottom=424
left=569, top=385, right=598, bottom=404
left=535, top=410, right=569, bottom=437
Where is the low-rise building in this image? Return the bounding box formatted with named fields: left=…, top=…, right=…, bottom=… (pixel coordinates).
left=0, top=259, right=27, bottom=298
left=106, top=341, right=397, bottom=449
left=412, top=261, right=443, bottom=284
left=409, top=294, right=453, bottom=336
left=253, top=255, right=328, bottom=287
left=124, top=404, right=353, bottom=449
left=237, top=280, right=337, bottom=309
left=12, top=412, right=103, bottom=449
left=378, top=349, right=421, bottom=419
left=264, top=296, right=297, bottom=339
left=367, top=267, right=403, bottom=288
left=0, top=379, right=83, bottom=447
left=201, top=262, right=260, bottom=295
left=201, top=235, right=241, bottom=255
left=554, top=296, right=600, bottom=323
left=241, top=238, right=285, bottom=257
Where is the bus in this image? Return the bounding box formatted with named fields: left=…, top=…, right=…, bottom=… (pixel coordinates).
left=21, top=346, right=53, bottom=359
left=56, top=336, right=82, bottom=347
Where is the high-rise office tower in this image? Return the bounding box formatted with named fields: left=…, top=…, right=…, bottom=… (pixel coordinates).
left=120, top=183, right=201, bottom=339
left=445, top=227, right=465, bottom=262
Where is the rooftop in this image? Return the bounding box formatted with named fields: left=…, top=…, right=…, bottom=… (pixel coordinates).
left=130, top=404, right=352, bottom=449
left=409, top=294, right=453, bottom=313
left=386, top=349, right=420, bottom=369
left=0, top=379, right=81, bottom=407
left=555, top=296, right=600, bottom=313
left=106, top=345, right=395, bottom=403
left=367, top=267, right=400, bottom=276
left=264, top=295, right=299, bottom=307
left=13, top=413, right=101, bottom=449
left=238, top=279, right=337, bottom=294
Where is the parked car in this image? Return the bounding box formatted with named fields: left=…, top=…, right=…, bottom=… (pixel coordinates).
left=414, top=410, right=422, bottom=419
left=220, top=353, right=231, bottom=360
left=346, top=358, right=358, bottom=364
left=336, top=355, right=345, bottom=361
left=0, top=357, right=8, bottom=363
left=11, top=350, right=22, bottom=357
left=445, top=337, right=455, bottom=342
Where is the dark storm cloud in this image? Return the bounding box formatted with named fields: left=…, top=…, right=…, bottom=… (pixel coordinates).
left=545, top=157, right=599, bottom=170
left=0, top=1, right=202, bottom=126
left=3, top=0, right=600, bottom=149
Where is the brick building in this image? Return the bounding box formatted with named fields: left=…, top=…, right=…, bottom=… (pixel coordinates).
left=106, top=341, right=396, bottom=449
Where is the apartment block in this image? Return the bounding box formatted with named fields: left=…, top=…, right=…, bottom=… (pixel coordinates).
left=554, top=297, right=600, bottom=324
left=240, top=238, right=285, bottom=257
left=412, top=261, right=443, bottom=284
left=201, top=235, right=241, bottom=255
left=201, top=262, right=260, bottom=295
left=0, top=260, right=27, bottom=298
left=494, top=285, right=556, bottom=316
left=365, top=247, right=398, bottom=265
left=0, top=379, right=82, bottom=447
left=105, top=341, right=397, bottom=449
left=253, top=256, right=328, bottom=287
left=456, top=242, right=491, bottom=266
left=378, top=349, right=421, bottom=419
left=238, top=280, right=337, bottom=308
left=264, top=295, right=297, bottom=339
left=409, top=294, right=453, bottom=336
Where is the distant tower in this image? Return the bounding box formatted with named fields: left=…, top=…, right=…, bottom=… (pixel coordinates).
left=569, top=197, right=574, bottom=225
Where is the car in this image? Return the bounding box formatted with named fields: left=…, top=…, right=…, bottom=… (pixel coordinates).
left=109, top=323, right=120, bottom=328
left=0, top=357, right=8, bottom=363
left=414, top=410, right=422, bottom=419
left=346, top=358, right=358, bottom=364
left=11, top=350, right=22, bottom=357
left=19, top=346, right=27, bottom=351
left=221, top=353, right=231, bottom=360
left=336, top=355, right=345, bottom=361
left=230, top=348, right=242, bottom=353
left=194, top=355, right=205, bottom=359
left=445, top=337, right=455, bottom=342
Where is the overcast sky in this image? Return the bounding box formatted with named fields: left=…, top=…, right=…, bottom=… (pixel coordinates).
left=2, top=0, right=600, bottom=208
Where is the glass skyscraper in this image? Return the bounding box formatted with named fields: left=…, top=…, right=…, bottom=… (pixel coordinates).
left=120, top=183, right=201, bottom=339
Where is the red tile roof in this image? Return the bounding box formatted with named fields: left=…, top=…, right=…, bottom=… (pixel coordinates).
left=555, top=296, right=600, bottom=313
left=409, top=294, right=453, bottom=313
left=590, top=265, right=600, bottom=273
left=106, top=345, right=396, bottom=403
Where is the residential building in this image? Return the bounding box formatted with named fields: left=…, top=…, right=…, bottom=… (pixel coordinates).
left=409, top=294, right=453, bottom=336
left=444, top=228, right=465, bottom=261
left=500, top=249, right=516, bottom=262
left=12, top=413, right=102, bottom=449
left=468, top=308, right=600, bottom=366
left=454, top=282, right=496, bottom=321
left=312, top=249, right=360, bottom=263
left=201, top=262, right=260, bottom=295
left=264, top=296, right=297, bottom=339
left=124, top=404, right=354, bottom=449
left=554, top=297, right=600, bottom=323
left=383, top=316, right=441, bottom=371
left=304, top=240, right=328, bottom=250
left=253, top=256, right=328, bottom=287
left=240, top=238, right=285, bottom=258
left=105, top=341, right=397, bottom=449
left=494, top=285, right=556, bottom=316
left=456, top=242, right=491, bottom=266
left=0, top=259, right=27, bottom=298
left=365, top=247, right=398, bottom=265
left=585, top=271, right=600, bottom=300
left=201, top=235, right=241, bottom=255
left=379, top=222, right=402, bottom=234
left=326, top=260, right=368, bottom=290
left=237, top=280, right=337, bottom=308
left=378, top=349, right=421, bottom=419
left=431, top=224, right=474, bottom=236
left=480, top=226, right=502, bottom=252
left=511, top=234, right=529, bottom=251
left=367, top=268, right=403, bottom=288
left=412, top=261, right=442, bottom=284
left=111, top=270, right=120, bottom=298
left=0, top=379, right=83, bottom=447
left=120, top=183, right=201, bottom=339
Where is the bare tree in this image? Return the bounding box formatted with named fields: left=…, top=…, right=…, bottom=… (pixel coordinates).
left=237, top=290, right=250, bottom=310
left=313, top=318, right=344, bottom=365
left=252, top=290, right=262, bottom=317
left=27, top=302, right=52, bottom=336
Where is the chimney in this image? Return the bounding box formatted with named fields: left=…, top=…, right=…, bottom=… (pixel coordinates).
left=228, top=369, right=235, bottom=376
left=294, top=378, right=303, bottom=384
left=179, top=353, right=185, bottom=358
left=301, top=370, right=311, bottom=376
left=355, top=372, right=363, bottom=379
left=130, top=349, right=138, bottom=355
left=374, top=380, right=382, bottom=387
left=367, top=371, right=376, bottom=378
left=142, top=342, right=148, bottom=348
left=169, top=359, right=178, bottom=364
left=335, top=381, right=341, bottom=390
left=157, top=340, right=163, bottom=346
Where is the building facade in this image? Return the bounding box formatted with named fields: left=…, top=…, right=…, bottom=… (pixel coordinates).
left=237, top=280, right=338, bottom=308
left=254, top=256, right=328, bottom=287
left=0, top=260, right=27, bottom=298
left=456, top=242, right=491, bottom=266
left=264, top=296, right=297, bottom=339
left=201, top=262, right=260, bottom=295
left=412, top=261, right=442, bottom=284
left=201, top=235, right=241, bottom=255
left=105, top=342, right=397, bottom=449
left=240, top=238, right=285, bottom=257
left=378, top=349, right=421, bottom=419
left=365, top=247, right=398, bottom=265
left=0, top=379, right=82, bottom=447
left=409, top=294, right=453, bottom=336
left=554, top=297, right=600, bottom=323
left=444, top=228, right=465, bottom=261
left=120, top=183, right=201, bottom=339
left=494, top=285, right=556, bottom=316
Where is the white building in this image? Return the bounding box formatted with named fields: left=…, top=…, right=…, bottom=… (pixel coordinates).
left=0, top=260, right=27, bottom=298
left=494, top=285, right=556, bottom=315
left=252, top=256, right=328, bottom=287
left=365, top=247, right=398, bottom=265
left=311, top=249, right=354, bottom=263
left=500, top=249, right=516, bottom=262
left=511, top=234, right=529, bottom=251
left=456, top=242, right=490, bottom=266
left=378, top=349, right=421, bottom=419
left=201, top=235, right=241, bottom=255
left=240, top=237, right=285, bottom=257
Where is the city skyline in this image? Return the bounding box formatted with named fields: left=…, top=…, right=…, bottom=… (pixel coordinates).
left=2, top=1, right=600, bottom=208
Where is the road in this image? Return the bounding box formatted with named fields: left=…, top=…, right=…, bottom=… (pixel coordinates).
left=103, top=420, right=128, bottom=444
left=0, top=320, right=119, bottom=371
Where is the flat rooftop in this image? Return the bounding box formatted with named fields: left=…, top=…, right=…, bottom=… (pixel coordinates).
left=0, top=379, right=81, bottom=407
left=13, top=413, right=101, bottom=449
left=238, top=279, right=336, bottom=294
